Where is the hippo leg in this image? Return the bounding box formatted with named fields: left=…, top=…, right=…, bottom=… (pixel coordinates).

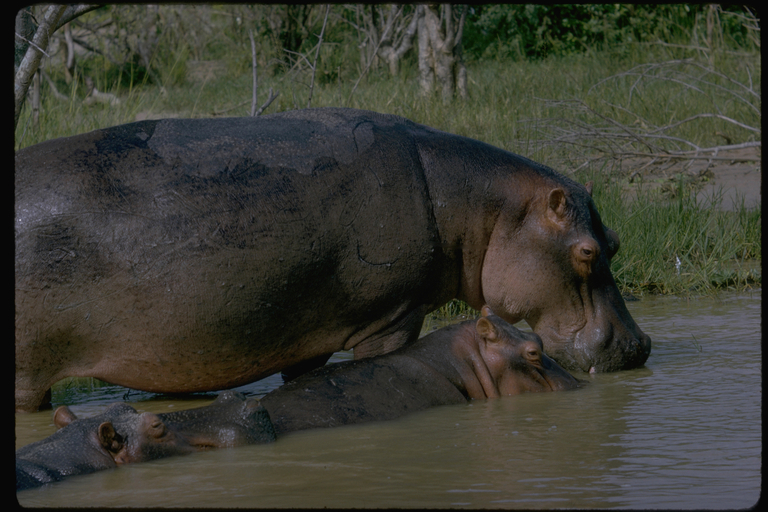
left=16, top=385, right=52, bottom=414
left=281, top=354, right=333, bottom=382
left=39, top=389, right=53, bottom=411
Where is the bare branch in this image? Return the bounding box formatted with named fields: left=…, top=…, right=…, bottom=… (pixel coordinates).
left=255, top=88, right=280, bottom=116
left=347, top=5, right=402, bottom=106
left=55, top=5, right=101, bottom=32
left=40, top=69, right=69, bottom=101
left=15, top=5, right=67, bottom=129
left=249, top=29, right=258, bottom=116
left=307, top=5, right=329, bottom=109
left=647, top=113, right=760, bottom=136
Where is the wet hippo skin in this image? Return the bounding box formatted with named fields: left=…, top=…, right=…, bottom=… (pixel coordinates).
left=15, top=108, right=649, bottom=412
left=15, top=391, right=275, bottom=491
left=17, top=311, right=577, bottom=491
left=260, top=309, right=580, bottom=434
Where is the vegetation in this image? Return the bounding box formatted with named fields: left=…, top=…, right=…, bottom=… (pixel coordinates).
left=15, top=4, right=760, bottom=306
left=583, top=171, right=760, bottom=295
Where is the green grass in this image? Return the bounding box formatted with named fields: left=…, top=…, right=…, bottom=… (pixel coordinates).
left=583, top=172, right=760, bottom=296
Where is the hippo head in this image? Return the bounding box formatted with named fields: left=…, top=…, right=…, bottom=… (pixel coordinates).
left=17, top=392, right=275, bottom=491
left=473, top=309, right=580, bottom=395
left=16, top=402, right=195, bottom=491
left=51, top=402, right=200, bottom=465
left=50, top=392, right=275, bottom=464
left=481, top=180, right=651, bottom=373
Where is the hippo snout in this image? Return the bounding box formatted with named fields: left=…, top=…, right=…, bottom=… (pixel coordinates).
left=539, top=354, right=581, bottom=391
left=580, top=328, right=652, bottom=373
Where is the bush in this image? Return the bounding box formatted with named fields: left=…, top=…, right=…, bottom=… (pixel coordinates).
left=462, top=4, right=758, bottom=62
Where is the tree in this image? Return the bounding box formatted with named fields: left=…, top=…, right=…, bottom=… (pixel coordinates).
left=417, top=4, right=467, bottom=102
left=357, top=4, right=419, bottom=77
left=14, top=4, right=100, bottom=129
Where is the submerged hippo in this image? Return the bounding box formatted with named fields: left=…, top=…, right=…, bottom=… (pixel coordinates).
left=15, top=107, right=650, bottom=411
left=16, top=391, right=275, bottom=491
left=260, top=309, right=580, bottom=434
left=17, top=312, right=577, bottom=491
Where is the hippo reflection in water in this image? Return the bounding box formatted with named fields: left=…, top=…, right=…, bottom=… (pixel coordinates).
left=17, top=311, right=579, bottom=491
left=16, top=107, right=648, bottom=413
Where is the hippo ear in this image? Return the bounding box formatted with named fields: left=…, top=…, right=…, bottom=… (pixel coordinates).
left=480, top=305, right=493, bottom=317
left=53, top=405, right=78, bottom=429
left=547, top=188, right=568, bottom=227
left=98, top=422, right=123, bottom=454
left=476, top=317, right=499, bottom=342
left=585, top=181, right=593, bottom=196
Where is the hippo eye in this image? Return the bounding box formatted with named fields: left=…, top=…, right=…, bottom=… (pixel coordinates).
left=525, top=348, right=540, bottom=361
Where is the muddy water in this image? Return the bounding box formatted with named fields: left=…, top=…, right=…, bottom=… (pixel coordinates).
left=16, top=292, right=761, bottom=509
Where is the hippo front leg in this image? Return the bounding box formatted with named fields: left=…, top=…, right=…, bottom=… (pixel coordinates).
left=16, top=380, right=53, bottom=413
left=352, top=305, right=429, bottom=360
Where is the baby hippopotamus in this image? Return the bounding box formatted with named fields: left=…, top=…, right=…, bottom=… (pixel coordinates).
left=260, top=308, right=580, bottom=434
left=16, top=391, right=275, bottom=491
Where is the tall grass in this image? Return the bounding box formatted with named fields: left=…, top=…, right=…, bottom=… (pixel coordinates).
left=584, top=172, right=760, bottom=296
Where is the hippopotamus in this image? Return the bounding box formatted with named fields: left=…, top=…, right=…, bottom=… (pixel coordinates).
left=15, top=107, right=650, bottom=411
left=260, top=309, right=580, bottom=434
left=17, top=312, right=577, bottom=491
left=16, top=391, right=275, bottom=491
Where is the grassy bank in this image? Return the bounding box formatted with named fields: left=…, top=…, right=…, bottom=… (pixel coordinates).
left=15, top=36, right=760, bottom=304
left=584, top=171, right=760, bottom=296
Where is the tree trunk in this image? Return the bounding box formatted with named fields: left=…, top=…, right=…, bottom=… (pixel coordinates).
left=14, top=4, right=67, bottom=129
left=418, top=4, right=468, bottom=102
left=15, top=7, right=35, bottom=75
left=374, top=5, right=419, bottom=77
left=416, top=6, right=434, bottom=96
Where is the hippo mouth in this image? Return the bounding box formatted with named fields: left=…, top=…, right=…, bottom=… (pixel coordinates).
left=538, top=355, right=581, bottom=391
left=533, top=323, right=651, bottom=374
left=577, top=328, right=652, bottom=373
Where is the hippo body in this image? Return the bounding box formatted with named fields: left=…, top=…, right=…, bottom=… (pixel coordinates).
left=17, top=314, right=577, bottom=491
left=16, top=391, right=275, bottom=491
left=260, top=312, right=579, bottom=434
left=15, top=108, right=650, bottom=412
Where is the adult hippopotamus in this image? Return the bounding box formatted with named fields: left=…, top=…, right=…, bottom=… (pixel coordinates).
left=15, top=107, right=650, bottom=411
left=16, top=391, right=275, bottom=491
left=260, top=309, right=580, bottom=434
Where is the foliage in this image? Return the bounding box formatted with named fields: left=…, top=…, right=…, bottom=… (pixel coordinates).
left=462, top=4, right=759, bottom=62
left=583, top=172, right=761, bottom=295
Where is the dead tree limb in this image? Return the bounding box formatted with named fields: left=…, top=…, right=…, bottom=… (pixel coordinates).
left=249, top=29, right=258, bottom=116
left=15, top=5, right=67, bottom=129
left=347, top=5, right=403, bottom=106
left=307, top=5, right=330, bottom=109
left=254, top=88, right=280, bottom=116
left=55, top=5, right=101, bottom=32
left=419, top=4, right=468, bottom=102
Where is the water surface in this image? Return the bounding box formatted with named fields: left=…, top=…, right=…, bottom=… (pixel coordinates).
left=16, top=292, right=761, bottom=508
